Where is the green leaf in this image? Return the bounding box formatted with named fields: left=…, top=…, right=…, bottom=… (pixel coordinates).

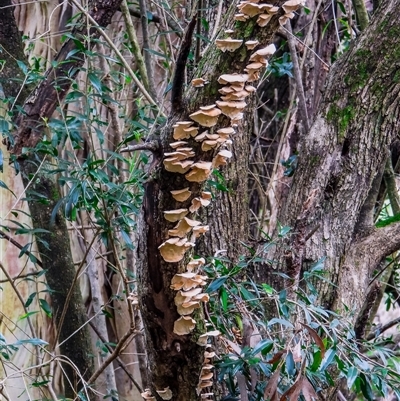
left=220, top=286, right=228, bottom=312
left=320, top=348, right=336, bottom=371
left=17, top=311, right=39, bottom=321
left=310, top=350, right=322, bottom=371
left=88, top=72, right=102, bottom=94
left=262, top=283, right=275, bottom=294
left=0, top=180, right=16, bottom=197
left=285, top=351, right=295, bottom=375
left=251, top=339, right=273, bottom=356
left=268, top=318, right=294, bottom=328
left=206, top=276, right=228, bottom=293
left=39, top=298, right=52, bottom=317
left=359, top=373, right=373, bottom=401
left=25, top=292, right=37, bottom=308
left=347, top=366, right=358, bottom=389
left=13, top=338, right=48, bottom=346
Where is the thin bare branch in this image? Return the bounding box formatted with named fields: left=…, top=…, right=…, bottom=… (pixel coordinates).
left=286, top=21, right=310, bottom=132
left=120, top=0, right=151, bottom=95
left=120, top=140, right=159, bottom=153
left=138, top=0, right=157, bottom=100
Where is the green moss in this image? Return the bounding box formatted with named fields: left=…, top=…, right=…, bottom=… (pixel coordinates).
left=326, top=102, right=355, bottom=140
left=394, top=70, right=400, bottom=83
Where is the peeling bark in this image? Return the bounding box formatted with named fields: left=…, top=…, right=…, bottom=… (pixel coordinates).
left=7, top=0, right=123, bottom=157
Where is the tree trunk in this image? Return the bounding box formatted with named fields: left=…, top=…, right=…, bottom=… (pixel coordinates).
left=258, top=0, right=400, bottom=324
left=137, top=3, right=288, bottom=399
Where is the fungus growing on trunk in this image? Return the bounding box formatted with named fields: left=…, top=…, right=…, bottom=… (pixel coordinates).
left=158, top=238, right=194, bottom=263
left=163, top=158, right=193, bottom=174
left=279, top=12, right=295, bottom=25
left=245, top=40, right=259, bottom=50
left=216, top=100, right=247, bottom=119
left=172, top=121, right=195, bottom=140
left=192, top=78, right=208, bottom=87
left=201, top=140, right=218, bottom=151
left=218, top=73, right=249, bottom=85
left=282, top=0, right=304, bottom=13
left=170, top=272, right=207, bottom=290
left=170, top=187, right=192, bottom=202
left=141, top=389, right=156, bottom=401
left=173, top=316, right=196, bottom=335
left=238, top=2, right=264, bottom=17
left=189, top=105, right=222, bottom=127
left=249, top=44, right=276, bottom=64
left=193, top=225, right=210, bottom=238
left=215, top=38, right=243, bottom=52
left=185, top=161, right=212, bottom=182
left=213, top=149, right=233, bottom=168
left=257, top=14, right=273, bottom=27
left=168, top=217, right=201, bottom=237
left=234, top=13, right=249, bottom=21
left=187, top=257, right=206, bottom=272
left=156, top=387, right=173, bottom=400
left=170, top=140, right=188, bottom=149
left=163, top=209, right=189, bottom=222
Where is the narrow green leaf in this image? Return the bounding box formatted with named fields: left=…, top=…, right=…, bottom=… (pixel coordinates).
left=39, top=298, right=52, bottom=317
left=347, top=366, right=358, bottom=389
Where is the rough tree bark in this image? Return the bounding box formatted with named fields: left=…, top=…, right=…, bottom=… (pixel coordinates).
left=258, top=0, right=400, bottom=328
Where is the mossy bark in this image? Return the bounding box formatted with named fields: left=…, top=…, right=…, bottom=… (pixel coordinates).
left=20, top=158, right=95, bottom=398
left=256, top=0, right=400, bottom=323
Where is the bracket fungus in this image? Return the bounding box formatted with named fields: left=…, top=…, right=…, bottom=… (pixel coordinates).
left=189, top=193, right=212, bottom=212
left=213, top=149, right=233, bottom=168
left=172, top=121, right=196, bottom=140
left=257, top=13, right=273, bottom=27
left=185, top=161, right=212, bottom=182
left=193, top=225, right=210, bottom=238
left=187, top=257, right=206, bottom=272
left=163, top=158, right=193, bottom=174
left=201, top=140, right=218, bottom=152
left=168, top=217, right=201, bottom=237
left=245, top=39, right=259, bottom=50
left=249, top=44, right=276, bottom=64
left=238, top=1, right=266, bottom=17
left=156, top=387, right=173, bottom=400
left=170, top=187, right=192, bottom=202
left=215, top=38, right=243, bottom=52
left=173, top=316, right=196, bottom=335
left=141, top=389, right=156, bottom=401
left=170, top=140, right=188, bottom=149
left=279, top=12, right=295, bottom=25
left=189, top=105, right=222, bottom=127
left=192, top=78, right=208, bottom=87
left=282, top=0, right=304, bottom=13
left=159, top=238, right=194, bottom=263
left=234, top=13, right=249, bottom=21
left=218, top=73, right=249, bottom=85
left=163, top=208, right=188, bottom=222
left=216, top=100, right=247, bottom=120
left=171, top=272, right=207, bottom=291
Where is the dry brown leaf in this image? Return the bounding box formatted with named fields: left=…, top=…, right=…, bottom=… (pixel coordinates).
left=264, top=368, right=281, bottom=400
left=300, top=322, right=326, bottom=357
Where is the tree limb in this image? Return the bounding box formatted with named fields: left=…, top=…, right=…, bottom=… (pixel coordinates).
left=171, top=15, right=197, bottom=114
left=120, top=140, right=159, bottom=153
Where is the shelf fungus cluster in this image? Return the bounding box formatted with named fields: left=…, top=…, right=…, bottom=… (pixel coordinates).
left=234, top=0, right=304, bottom=26
left=152, top=1, right=301, bottom=398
